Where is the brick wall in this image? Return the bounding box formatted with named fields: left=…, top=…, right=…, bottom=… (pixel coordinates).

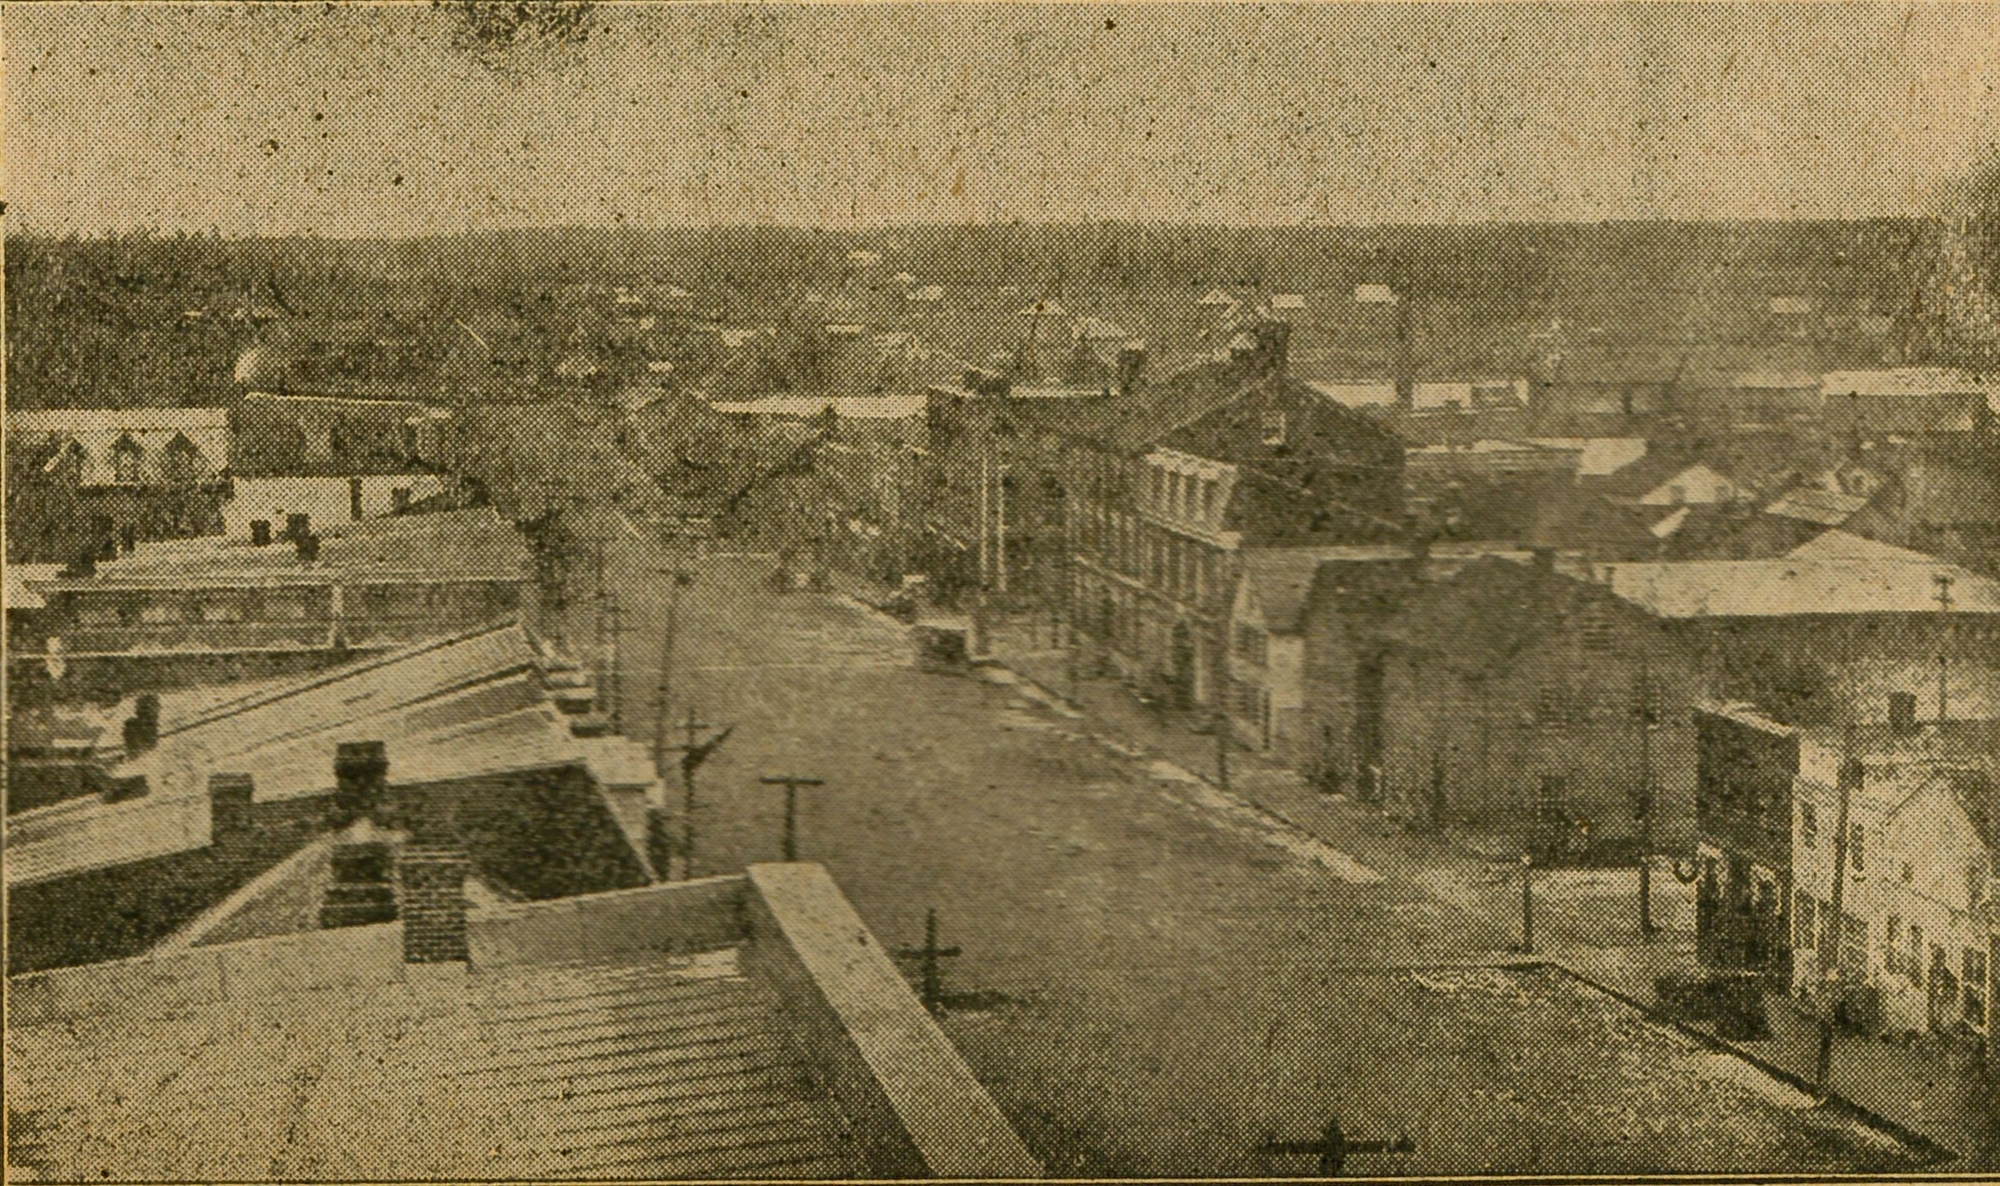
left=399, top=847, right=469, bottom=963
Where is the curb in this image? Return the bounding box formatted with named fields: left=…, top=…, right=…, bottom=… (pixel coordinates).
left=1545, top=961, right=1962, bottom=1167
left=995, top=651, right=1968, bottom=1169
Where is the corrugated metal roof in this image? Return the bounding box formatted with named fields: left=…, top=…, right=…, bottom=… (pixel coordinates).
left=6, top=932, right=861, bottom=1179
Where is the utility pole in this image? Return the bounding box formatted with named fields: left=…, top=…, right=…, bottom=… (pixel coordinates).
left=1216, top=712, right=1231, bottom=792
left=1519, top=853, right=1536, bottom=955
left=665, top=709, right=731, bottom=879
left=605, top=591, right=623, bottom=732
left=1637, top=657, right=1658, bottom=939
left=978, top=450, right=991, bottom=588
left=892, top=907, right=963, bottom=1014
left=996, top=463, right=1008, bottom=595
left=1257, top=1117, right=1413, bottom=1177
left=759, top=773, right=827, bottom=862
left=1814, top=722, right=1862, bottom=1100
left=1935, top=572, right=1954, bottom=725
left=652, top=566, right=696, bottom=775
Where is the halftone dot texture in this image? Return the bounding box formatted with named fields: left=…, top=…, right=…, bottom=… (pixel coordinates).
left=7, top=1, right=2000, bottom=1179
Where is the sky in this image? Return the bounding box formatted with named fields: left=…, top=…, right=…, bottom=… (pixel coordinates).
left=5, top=2, right=1998, bottom=236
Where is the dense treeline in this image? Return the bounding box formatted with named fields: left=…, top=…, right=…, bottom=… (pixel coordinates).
left=0, top=218, right=1971, bottom=410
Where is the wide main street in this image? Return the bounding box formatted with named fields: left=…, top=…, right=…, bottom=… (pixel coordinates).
left=562, top=524, right=1947, bottom=1176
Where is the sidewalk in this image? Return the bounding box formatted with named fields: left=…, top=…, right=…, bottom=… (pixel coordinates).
left=981, top=617, right=1998, bottom=1168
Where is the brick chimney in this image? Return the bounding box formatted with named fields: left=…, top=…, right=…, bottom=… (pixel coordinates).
left=208, top=772, right=256, bottom=843
left=1888, top=692, right=1918, bottom=735
left=122, top=693, right=161, bottom=755
left=333, top=740, right=388, bottom=825
left=250, top=519, right=272, bottom=546
left=400, top=846, right=470, bottom=963
left=320, top=837, right=397, bottom=929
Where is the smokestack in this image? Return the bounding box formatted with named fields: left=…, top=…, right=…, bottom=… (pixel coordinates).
left=250, top=519, right=272, bottom=546
left=333, top=740, right=388, bottom=825
left=1888, top=692, right=1918, bottom=735
left=321, top=838, right=397, bottom=929
left=400, top=846, right=470, bottom=964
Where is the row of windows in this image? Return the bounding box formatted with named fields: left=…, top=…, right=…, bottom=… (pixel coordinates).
left=1082, top=502, right=1222, bottom=607
left=1795, top=894, right=1989, bottom=1028
left=1148, top=466, right=1220, bottom=525
left=1233, top=624, right=1270, bottom=667
left=68, top=584, right=514, bottom=626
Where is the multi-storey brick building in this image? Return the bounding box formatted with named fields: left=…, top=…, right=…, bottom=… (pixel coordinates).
left=1058, top=329, right=1407, bottom=711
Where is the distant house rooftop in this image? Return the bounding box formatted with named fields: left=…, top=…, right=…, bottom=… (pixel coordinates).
left=29, top=505, right=529, bottom=592
left=1764, top=487, right=1870, bottom=527
left=1602, top=557, right=2000, bottom=619
left=1525, top=437, right=1648, bottom=478
left=710, top=394, right=926, bottom=420
left=1306, top=380, right=1399, bottom=408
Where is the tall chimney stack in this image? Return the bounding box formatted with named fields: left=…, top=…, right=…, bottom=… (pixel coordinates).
left=122, top=693, right=161, bottom=755
left=1888, top=692, right=1918, bottom=735
left=208, top=772, right=256, bottom=843
left=333, top=740, right=388, bottom=825
left=321, top=836, right=397, bottom=929
left=400, top=846, right=470, bottom=964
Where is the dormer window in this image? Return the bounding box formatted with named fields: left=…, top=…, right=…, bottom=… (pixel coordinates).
left=111, top=435, right=144, bottom=484
left=162, top=434, right=201, bottom=484
left=1262, top=411, right=1287, bottom=446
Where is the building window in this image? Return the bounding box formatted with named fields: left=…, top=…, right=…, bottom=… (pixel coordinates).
left=1908, top=924, right=1924, bottom=985
left=112, top=439, right=144, bottom=484
left=1535, top=684, right=1579, bottom=727
left=1261, top=411, right=1287, bottom=446
left=1966, top=948, right=1988, bottom=1028
left=1201, top=480, right=1216, bottom=520
left=139, top=601, right=181, bottom=625
left=1850, top=824, right=1865, bottom=874
left=1579, top=602, right=1614, bottom=652
left=1885, top=917, right=1902, bottom=974
left=1793, top=892, right=1817, bottom=949
left=1799, top=801, right=1817, bottom=848
left=1839, top=913, right=1867, bottom=979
